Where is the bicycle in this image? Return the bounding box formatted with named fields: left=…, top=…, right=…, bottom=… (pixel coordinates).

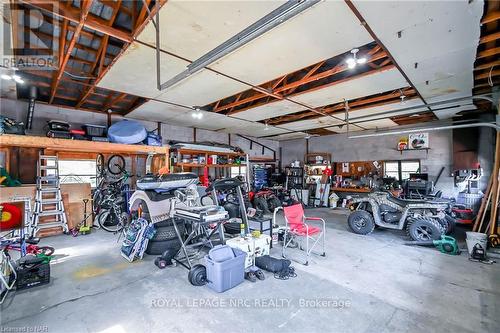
left=0, top=242, right=17, bottom=305
left=96, top=161, right=135, bottom=233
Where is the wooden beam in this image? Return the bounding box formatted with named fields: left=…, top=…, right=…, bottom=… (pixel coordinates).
left=213, top=49, right=388, bottom=113
left=475, top=60, right=500, bottom=71
left=49, top=0, right=92, bottom=104
left=20, top=0, right=133, bottom=42
left=268, top=87, right=416, bottom=125
left=481, top=10, right=500, bottom=24
left=229, top=63, right=395, bottom=116
left=103, top=92, right=128, bottom=112
left=75, top=0, right=121, bottom=108
left=480, top=31, right=500, bottom=44
left=136, top=0, right=152, bottom=29
left=475, top=69, right=500, bottom=80
left=477, top=47, right=500, bottom=59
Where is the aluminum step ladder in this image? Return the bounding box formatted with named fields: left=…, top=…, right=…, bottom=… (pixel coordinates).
left=32, top=154, right=68, bottom=236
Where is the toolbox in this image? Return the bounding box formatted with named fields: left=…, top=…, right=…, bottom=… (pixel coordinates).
left=16, top=257, right=50, bottom=290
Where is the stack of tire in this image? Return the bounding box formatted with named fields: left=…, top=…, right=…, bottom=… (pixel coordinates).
left=145, top=219, right=185, bottom=263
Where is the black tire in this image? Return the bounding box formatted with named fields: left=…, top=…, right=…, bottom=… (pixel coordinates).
left=254, top=196, right=270, bottom=214
left=268, top=197, right=282, bottom=212
left=347, top=210, right=375, bottom=235
left=440, top=214, right=455, bottom=234
left=97, top=209, right=121, bottom=232
left=151, top=224, right=185, bottom=242
left=145, top=238, right=181, bottom=255
left=154, top=219, right=173, bottom=227
left=107, top=154, right=126, bottom=175
left=406, top=217, right=444, bottom=241
left=188, top=264, right=207, bottom=286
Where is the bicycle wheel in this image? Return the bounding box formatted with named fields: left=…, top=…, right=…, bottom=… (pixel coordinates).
left=96, top=153, right=105, bottom=174
left=107, top=155, right=126, bottom=175
left=92, top=190, right=103, bottom=214
left=98, top=209, right=124, bottom=233
left=37, top=246, right=55, bottom=256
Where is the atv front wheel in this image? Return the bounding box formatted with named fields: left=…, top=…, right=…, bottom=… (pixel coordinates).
left=406, top=217, right=443, bottom=241
left=347, top=210, right=375, bottom=235
left=440, top=214, right=455, bottom=234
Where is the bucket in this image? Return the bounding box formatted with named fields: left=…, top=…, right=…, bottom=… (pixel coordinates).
left=465, top=232, right=487, bottom=255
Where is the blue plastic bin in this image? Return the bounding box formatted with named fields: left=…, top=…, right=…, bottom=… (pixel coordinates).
left=204, top=245, right=246, bottom=293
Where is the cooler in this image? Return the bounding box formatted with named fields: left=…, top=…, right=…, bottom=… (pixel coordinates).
left=226, top=234, right=271, bottom=269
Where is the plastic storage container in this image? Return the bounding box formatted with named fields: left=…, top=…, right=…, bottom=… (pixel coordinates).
left=465, top=231, right=488, bottom=255
left=204, top=245, right=246, bottom=293
left=83, top=124, right=107, bottom=137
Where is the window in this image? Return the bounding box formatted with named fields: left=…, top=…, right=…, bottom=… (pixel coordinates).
left=384, top=160, right=420, bottom=181
left=384, top=161, right=399, bottom=180
left=401, top=161, right=420, bottom=180
left=230, top=166, right=246, bottom=178
left=58, top=159, right=97, bottom=187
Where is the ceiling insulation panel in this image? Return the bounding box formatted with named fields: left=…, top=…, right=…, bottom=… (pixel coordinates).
left=352, top=0, right=483, bottom=114
left=125, top=100, right=189, bottom=122
left=279, top=116, right=343, bottom=131
left=137, top=0, right=284, bottom=61
left=154, top=69, right=248, bottom=107
left=270, top=132, right=310, bottom=141
left=292, top=67, right=407, bottom=107
left=98, top=42, right=188, bottom=98
left=208, top=0, right=372, bottom=86
left=231, top=99, right=304, bottom=121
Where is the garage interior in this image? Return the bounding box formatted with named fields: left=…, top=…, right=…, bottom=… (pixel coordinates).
left=0, top=0, right=499, bottom=332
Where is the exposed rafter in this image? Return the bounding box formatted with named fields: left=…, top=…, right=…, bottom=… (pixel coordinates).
left=205, top=42, right=389, bottom=115
left=19, top=0, right=133, bottom=42
left=49, top=0, right=93, bottom=104
left=266, top=87, right=417, bottom=126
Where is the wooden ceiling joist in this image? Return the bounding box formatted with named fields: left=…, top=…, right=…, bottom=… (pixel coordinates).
left=266, top=87, right=417, bottom=126
left=206, top=43, right=389, bottom=115
left=49, top=0, right=93, bottom=104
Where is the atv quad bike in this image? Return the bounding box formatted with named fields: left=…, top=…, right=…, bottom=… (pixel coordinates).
left=348, top=192, right=453, bottom=241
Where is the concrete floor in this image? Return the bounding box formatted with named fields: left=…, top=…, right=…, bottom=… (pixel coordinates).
left=1, top=208, right=499, bottom=333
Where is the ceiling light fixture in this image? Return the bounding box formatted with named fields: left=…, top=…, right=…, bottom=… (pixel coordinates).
left=1, top=74, right=24, bottom=84
left=345, top=48, right=367, bottom=69
left=399, top=89, right=406, bottom=105
left=191, top=107, right=203, bottom=120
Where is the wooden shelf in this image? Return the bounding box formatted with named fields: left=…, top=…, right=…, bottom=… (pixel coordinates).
left=0, top=134, right=168, bottom=155
left=174, top=163, right=245, bottom=168
left=175, top=148, right=244, bottom=157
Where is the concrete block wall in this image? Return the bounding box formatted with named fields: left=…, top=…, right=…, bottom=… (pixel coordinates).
left=280, top=131, right=457, bottom=197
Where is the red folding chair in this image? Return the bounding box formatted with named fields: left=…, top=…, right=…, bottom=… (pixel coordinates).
left=282, top=204, right=326, bottom=265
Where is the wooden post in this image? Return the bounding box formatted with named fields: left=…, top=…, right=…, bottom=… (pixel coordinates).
left=473, top=175, right=493, bottom=231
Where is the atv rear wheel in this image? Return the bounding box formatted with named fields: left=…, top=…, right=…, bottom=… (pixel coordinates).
left=406, top=217, right=444, bottom=241
left=254, top=196, right=270, bottom=214
left=347, top=210, right=375, bottom=235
